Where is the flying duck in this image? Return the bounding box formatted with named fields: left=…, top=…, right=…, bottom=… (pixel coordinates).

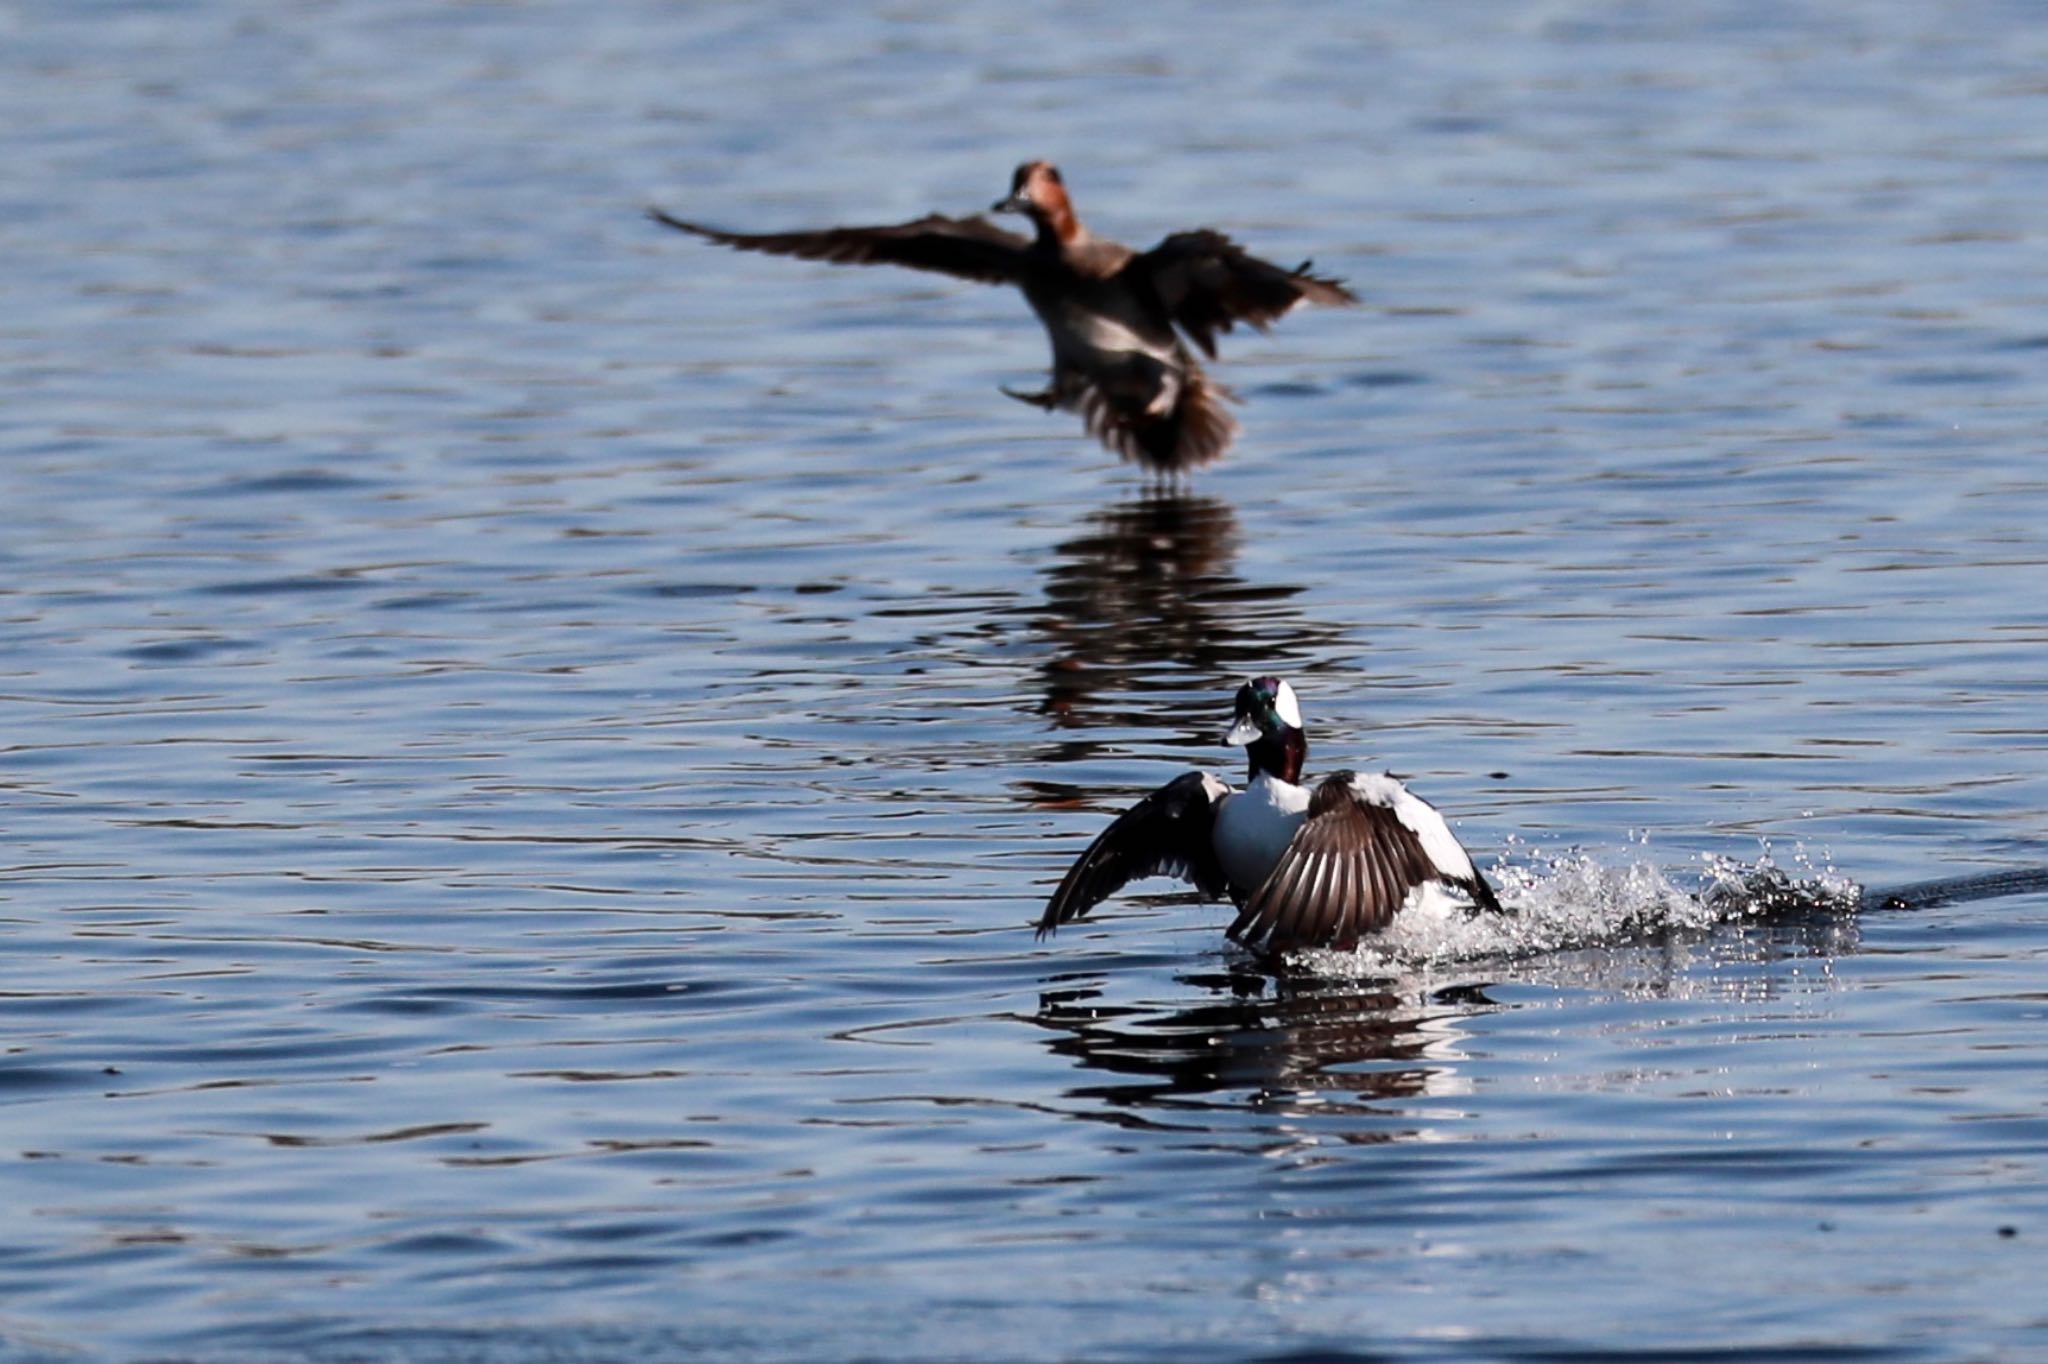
left=648, top=161, right=1357, bottom=474
left=1038, top=677, right=1502, bottom=953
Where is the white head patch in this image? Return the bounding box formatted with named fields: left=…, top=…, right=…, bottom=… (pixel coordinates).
left=1272, top=679, right=1303, bottom=730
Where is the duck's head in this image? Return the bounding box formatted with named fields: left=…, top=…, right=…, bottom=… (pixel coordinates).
left=1225, top=676, right=1306, bottom=782
left=992, top=161, right=1079, bottom=240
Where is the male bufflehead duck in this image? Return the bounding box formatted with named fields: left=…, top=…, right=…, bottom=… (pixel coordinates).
left=1039, top=677, right=1502, bottom=953
left=649, top=161, right=1356, bottom=474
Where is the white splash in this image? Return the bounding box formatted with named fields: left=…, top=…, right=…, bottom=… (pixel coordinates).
left=1288, top=836, right=1862, bottom=978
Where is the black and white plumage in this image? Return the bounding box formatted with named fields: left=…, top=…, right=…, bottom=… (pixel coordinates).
left=648, top=161, right=1356, bottom=474
left=1038, top=677, right=1502, bottom=954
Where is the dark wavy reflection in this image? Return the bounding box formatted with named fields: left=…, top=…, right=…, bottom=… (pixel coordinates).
left=1033, top=493, right=1346, bottom=732
left=1027, top=968, right=1495, bottom=1122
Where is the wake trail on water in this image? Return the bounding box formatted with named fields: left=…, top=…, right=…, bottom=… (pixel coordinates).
left=1865, top=864, right=2048, bottom=911
left=1293, top=835, right=2048, bottom=977
left=1285, top=837, right=2011, bottom=977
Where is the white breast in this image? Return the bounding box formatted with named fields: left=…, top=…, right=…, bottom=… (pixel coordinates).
left=1212, top=773, right=1309, bottom=893
left=1045, top=299, right=1175, bottom=363
left=1075, top=309, right=1149, bottom=353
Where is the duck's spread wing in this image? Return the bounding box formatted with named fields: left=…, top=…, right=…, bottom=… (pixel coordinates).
left=1038, top=771, right=1232, bottom=937
left=648, top=209, right=1031, bottom=286
left=1134, top=230, right=1359, bottom=359
left=1228, top=772, right=1464, bottom=953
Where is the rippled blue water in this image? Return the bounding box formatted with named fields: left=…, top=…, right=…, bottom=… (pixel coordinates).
left=5, top=2, right=2048, bottom=1360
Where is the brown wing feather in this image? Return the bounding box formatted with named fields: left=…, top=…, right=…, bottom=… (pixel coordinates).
left=1228, top=776, right=1436, bottom=953
left=648, top=208, right=1030, bottom=286
left=1134, top=230, right=1358, bottom=359
left=1039, top=771, right=1231, bottom=937
left=1332, top=847, right=1361, bottom=947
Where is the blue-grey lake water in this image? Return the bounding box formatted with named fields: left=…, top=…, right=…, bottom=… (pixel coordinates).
left=5, top=2, right=2048, bottom=1360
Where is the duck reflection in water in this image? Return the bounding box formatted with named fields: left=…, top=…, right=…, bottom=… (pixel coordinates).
left=1027, top=902, right=1862, bottom=1130
left=1031, top=491, right=1344, bottom=736
left=1029, top=967, right=1494, bottom=1124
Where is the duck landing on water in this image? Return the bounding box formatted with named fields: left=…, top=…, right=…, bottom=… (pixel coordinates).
left=649, top=162, right=1356, bottom=475
left=1038, top=677, right=1502, bottom=955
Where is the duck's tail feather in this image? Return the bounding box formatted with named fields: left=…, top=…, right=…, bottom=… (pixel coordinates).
left=1074, top=363, right=1240, bottom=473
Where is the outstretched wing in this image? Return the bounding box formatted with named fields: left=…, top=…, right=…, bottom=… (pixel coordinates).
left=1228, top=771, right=1496, bottom=952
left=1038, top=771, right=1232, bottom=937
left=1132, top=230, right=1358, bottom=359
left=648, top=208, right=1030, bottom=286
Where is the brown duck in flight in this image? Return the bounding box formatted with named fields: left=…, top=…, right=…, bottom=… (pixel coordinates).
left=649, top=161, right=1357, bottom=474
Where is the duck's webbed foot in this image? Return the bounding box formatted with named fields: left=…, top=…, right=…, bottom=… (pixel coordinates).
left=999, top=384, right=1059, bottom=410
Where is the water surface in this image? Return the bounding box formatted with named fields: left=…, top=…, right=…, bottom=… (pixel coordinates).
left=4, top=2, right=2048, bottom=1360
